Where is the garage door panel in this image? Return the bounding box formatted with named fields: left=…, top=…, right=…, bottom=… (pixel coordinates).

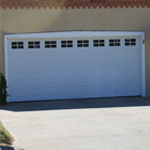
left=9, top=78, right=139, bottom=89
left=10, top=79, right=140, bottom=91
left=9, top=70, right=140, bottom=90
left=8, top=69, right=140, bottom=83
left=9, top=84, right=140, bottom=102
left=8, top=52, right=139, bottom=72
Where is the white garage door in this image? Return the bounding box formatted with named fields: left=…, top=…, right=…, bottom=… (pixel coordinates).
left=5, top=32, right=144, bottom=102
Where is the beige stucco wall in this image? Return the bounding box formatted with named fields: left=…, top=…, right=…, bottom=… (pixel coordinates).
left=0, top=7, right=150, bottom=97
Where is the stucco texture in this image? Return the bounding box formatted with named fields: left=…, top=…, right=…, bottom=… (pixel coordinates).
left=0, top=8, right=150, bottom=97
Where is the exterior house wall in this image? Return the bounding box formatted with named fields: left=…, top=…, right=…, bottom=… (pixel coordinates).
left=0, top=7, right=150, bottom=97
left=0, top=8, right=3, bottom=74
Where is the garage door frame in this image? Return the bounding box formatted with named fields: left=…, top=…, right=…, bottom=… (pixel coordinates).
left=4, top=31, right=146, bottom=102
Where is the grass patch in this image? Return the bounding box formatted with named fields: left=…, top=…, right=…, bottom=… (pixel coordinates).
left=0, top=121, right=14, bottom=146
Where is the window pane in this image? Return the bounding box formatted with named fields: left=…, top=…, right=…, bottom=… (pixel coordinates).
left=109, top=39, right=120, bottom=46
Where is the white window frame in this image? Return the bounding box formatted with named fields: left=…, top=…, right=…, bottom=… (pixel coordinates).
left=4, top=31, right=146, bottom=102
left=28, top=41, right=40, bottom=49
left=45, top=40, right=57, bottom=48
left=125, top=38, right=136, bottom=46
left=109, top=39, right=121, bottom=46
left=11, top=41, right=24, bottom=49
left=61, top=40, right=73, bottom=48
left=93, top=39, right=105, bottom=47
left=77, top=40, right=89, bottom=47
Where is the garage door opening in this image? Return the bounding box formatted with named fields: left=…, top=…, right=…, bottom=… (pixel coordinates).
left=4, top=31, right=145, bottom=102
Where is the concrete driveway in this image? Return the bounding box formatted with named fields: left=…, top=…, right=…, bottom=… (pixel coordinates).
left=0, top=97, right=150, bottom=150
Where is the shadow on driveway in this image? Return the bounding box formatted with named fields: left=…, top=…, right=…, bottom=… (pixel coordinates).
left=0, top=146, right=14, bottom=150
left=0, top=146, right=24, bottom=150
left=0, top=97, right=150, bottom=112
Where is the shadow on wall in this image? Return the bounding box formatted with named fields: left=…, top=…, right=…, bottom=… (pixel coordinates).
left=0, top=97, right=150, bottom=112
